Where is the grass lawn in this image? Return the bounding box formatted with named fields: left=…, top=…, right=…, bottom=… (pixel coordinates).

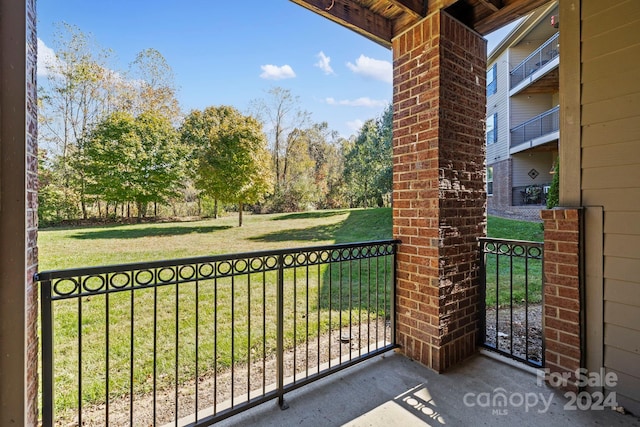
left=39, top=208, right=392, bottom=271
left=39, top=208, right=394, bottom=415
left=485, top=215, right=544, bottom=307
left=39, top=210, right=541, bottom=415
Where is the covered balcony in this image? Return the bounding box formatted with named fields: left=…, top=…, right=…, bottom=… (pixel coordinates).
left=510, top=105, right=560, bottom=154
left=510, top=32, right=560, bottom=95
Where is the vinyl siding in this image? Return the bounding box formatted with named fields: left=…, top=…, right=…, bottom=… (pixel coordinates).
left=510, top=93, right=555, bottom=128
left=582, top=0, right=640, bottom=413
left=486, top=50, right=510, bottom=165
left=511, top=152, right=554, bottom=188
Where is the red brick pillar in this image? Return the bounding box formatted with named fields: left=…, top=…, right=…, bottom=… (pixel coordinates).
left=392, top=11, right=486, bottom=372
left=27, top=0, right=40, bottom=420
left=0, top=0, right=39, bottom=423
left=541, top=208, right=583, bottom=391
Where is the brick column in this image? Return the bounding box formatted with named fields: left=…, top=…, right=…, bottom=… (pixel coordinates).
left=0, top=0, right=39, bottom=424
left=541, top=208, right=583, bottom=391
left=27, top=0, right=40, bottom=421
left=392, top=11, right=486, bottom=372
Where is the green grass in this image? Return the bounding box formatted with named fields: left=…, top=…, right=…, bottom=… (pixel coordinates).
left=487, top=215, right=543, bottom=241
left=40, top=210, right=542, bottom=415
left=40, top=208, right=394, bottom=414
left=485, top=216, right=544, bottom=308
left=39, top=208, right=392, bottom=271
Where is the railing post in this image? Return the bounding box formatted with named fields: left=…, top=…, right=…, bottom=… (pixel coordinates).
left=276, top=254, right=288, bottom=410
left=391, top=245, right=397, bottom=346
left=477, top=241, right=487, bottom=346
left=40, top=277, right=54, bottom=426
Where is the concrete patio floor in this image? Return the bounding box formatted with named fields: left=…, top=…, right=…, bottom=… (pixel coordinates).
left=217, top=350, right=640, bottom=427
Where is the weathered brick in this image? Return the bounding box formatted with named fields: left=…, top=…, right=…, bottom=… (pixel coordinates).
left=394, top=10, right=485, bottom=372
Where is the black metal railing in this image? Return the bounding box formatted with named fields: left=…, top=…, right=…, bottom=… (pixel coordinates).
left=510, top=105, right=560, bottom=148
left=38, top=240, right=399, bottom=426
left=479, top=238, right=544, bottom=367
left=510, top=32, right=559, bottom=89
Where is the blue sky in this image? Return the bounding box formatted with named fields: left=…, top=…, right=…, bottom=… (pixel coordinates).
left=37, top=1, right=513, bottom=138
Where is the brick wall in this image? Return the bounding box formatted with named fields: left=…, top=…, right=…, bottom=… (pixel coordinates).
left=487, top=158, right=511, bottom=211
left=392, top=11, right=486, bottom=372
left=541, top=208, right=583, bottom=392
left=27, top=0, right=39, bottom=422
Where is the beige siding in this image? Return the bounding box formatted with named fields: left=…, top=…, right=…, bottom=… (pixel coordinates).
left=487, top=50, right=510, bottom=165
left=511, top=152, right=554, bottom=188
left=510, top=93, right=554, bottom=128
left=582, top=0, right=640, bottom=412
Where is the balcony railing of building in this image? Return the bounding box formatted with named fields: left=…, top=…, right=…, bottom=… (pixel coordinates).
left=37, top=240, right=399, bottom=426
left=479, top=238, right=544, bottom=367
left=510, top=32, right=559, bottom=89
left=510, top=105, right=560, bottom=149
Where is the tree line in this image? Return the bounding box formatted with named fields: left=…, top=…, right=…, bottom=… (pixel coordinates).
left=38, top=24, right=392, bottom=226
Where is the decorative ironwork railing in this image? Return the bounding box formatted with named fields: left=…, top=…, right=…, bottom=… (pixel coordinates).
left=479, top=237, right=544, bottom=367
left=510, top=32, right=559, bottom=89
left=510, top=105, right=560, bottom=148
left=37, top=240, right=399, bottom=426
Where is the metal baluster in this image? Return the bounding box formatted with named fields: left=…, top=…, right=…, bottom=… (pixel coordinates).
left=174, top=269, right=179, bottom=425
left=195, top=266, right=200, bottom=420
left=276, top=254, right=288, bottom=409
left=40, top=278, right=54, bottom=427
left=105, top=283, right=110, bottom=426
left=247, top=260, right=251, bottom=403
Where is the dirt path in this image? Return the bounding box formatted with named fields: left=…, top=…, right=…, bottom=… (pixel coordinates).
left=484, top=304, right=542, bottom=364
left=55, top=319, right=391, bottom=426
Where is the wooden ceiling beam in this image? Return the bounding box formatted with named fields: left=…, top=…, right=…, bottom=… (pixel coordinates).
left=474, top=0, right=549, bottom=34
left=289, top=0, right=393, bottom=48
left=386, top=0, right=428, bottom=18
left=476, top=0, right=502, bottom=13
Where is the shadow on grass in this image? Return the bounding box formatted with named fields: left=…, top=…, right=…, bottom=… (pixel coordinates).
left=263, top=208, right=394, bottom=314
left=71, top=225, right=232, bottom=240
left=251, top=208, right=392, bottom=244
left=271, top=210, right=348, bottom=221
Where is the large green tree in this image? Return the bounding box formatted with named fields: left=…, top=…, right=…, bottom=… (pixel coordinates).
left=38, top=23, right=118, bottom=219
left=83, top=111, right=184, bottom=220
left=181, top=106, right=273, bottom=226
left=344, top=104, right=392, bottom=207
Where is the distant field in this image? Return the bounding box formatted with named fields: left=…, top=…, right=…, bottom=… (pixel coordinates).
left=39, top=209, right=540, bottom=271
left=38, top=208, right=393, bottom=271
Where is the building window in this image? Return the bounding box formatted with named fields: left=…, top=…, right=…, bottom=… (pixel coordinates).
left=487, top=166, right=494, bottom=195
left=487, top=63, right=497, bottom=96
left=486, top=113, right=497, bottom=145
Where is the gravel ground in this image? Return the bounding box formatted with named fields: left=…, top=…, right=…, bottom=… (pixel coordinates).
left=55, top=319, right=391, bottom=426
left=488, top=206, right=544, bottom=223
left=484, top=304, right=543, bottom=364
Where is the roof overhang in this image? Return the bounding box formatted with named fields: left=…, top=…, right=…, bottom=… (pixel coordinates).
left=289, top=0, right=553, bottom=49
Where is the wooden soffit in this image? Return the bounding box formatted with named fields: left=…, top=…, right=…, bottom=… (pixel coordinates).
left=289, top=0, right=553, bottom=48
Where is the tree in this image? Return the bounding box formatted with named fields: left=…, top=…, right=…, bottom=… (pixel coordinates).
left=83, top=111, right=184, bottom=220
left=38, top=23, right=117, bottom=219
left=250, top=87, right=310, bottom=190
left=343, top=104, right=393, bottom=207
left=546, top=159, right=559, bottom=209
left=126, top=48, right=182, bottom=123
left=181, top=106, right=274, bottom=226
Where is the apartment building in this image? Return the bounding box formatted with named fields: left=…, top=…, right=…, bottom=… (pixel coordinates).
left=486, top=2, right=559, bottom=213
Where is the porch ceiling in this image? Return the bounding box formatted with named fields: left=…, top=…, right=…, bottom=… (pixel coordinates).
left=289, top=0, right=552, bottom=48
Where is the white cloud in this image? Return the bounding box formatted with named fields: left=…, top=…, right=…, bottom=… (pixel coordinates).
left=346, top=54, right=392, bottom=84
left=314, top=51, right=335, bottom=75
left=347, top=119, right=364, bottom=133
left=37, top=38, right=62, bottom=77
left=325, top=97, right=387, bottom=108
left=259, top=64, right=296, bottom=80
